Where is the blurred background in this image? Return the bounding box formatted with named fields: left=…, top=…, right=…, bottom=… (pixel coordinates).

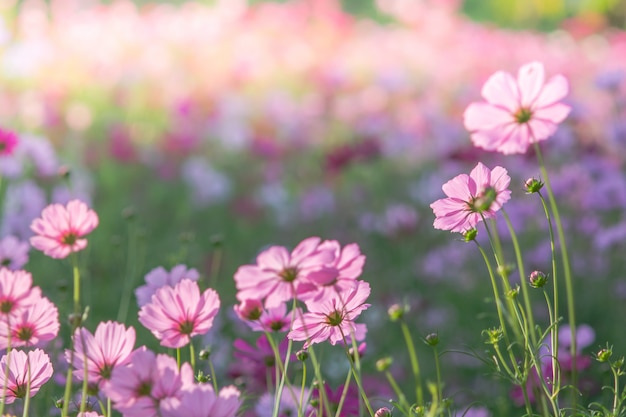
left=1, top=0, right=626, bottom=414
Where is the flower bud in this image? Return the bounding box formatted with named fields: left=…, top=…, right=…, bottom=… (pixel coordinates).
left=199, top=347, right=211, bottom=360
left=506, top=286, right=519, bottom=299
left=296, top=350, right=309, bottom=362
left=387, top=304, right=406, bottom=322
left=376, top=357, right=393, bottom=372
left=529, top=270, right=548, bottom=288
left=472, top=187, right=497, bottom=212
left=524, top=177, right=544, bottom=193
left=463, top=228, right=477, bottom=242
left=424, top=333, right=439, bottom=347
left=596, top=348, right=612, bottom=363
left=484, top=327, right=503, bottom=345
left=375, top=407, right=392, bottom=417
left=234, top=299, right=263, bottom=321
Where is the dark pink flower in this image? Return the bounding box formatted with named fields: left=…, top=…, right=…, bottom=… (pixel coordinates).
left=0, top=295, right=59, bottom=349
left=246, top=302, right=292, bottom=333
left=67, top=321, right=136, bottom=387
left=138, top=279, right=220, bottom=348
left=300, top=240, right=365, bottom=302
left=430, top=162, right=511, bottom=233
left=229, top=335, right=289, bottom=393
left=0, top=128, right=18, bottom=156
left=234, top=237, right=335, bottom=308
left=160, top=384, right=241, bottom=417
left=29, top=199, right=99, bottom=259
left=288, top=281, right=370, bottom=348
left=464, top=61, right=570, bottom=154
left=0, top=348, right=53, bottom=404
left=102, top=347, right=194, bottom=417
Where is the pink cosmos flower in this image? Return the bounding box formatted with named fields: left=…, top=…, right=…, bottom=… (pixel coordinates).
left=67, top=321, right=136, bottom=387
left=0, top=348, right=53, bottom=404
left=288, top=280, right=371, bottom=348
left=102, top=347, right=194, bottom=417
left=0, top=236, right=29, bottom=271
left=248, top=302, right=292, bottom=332
left=229, top=334, right=290, bottom=393
left=430, top=162, right=511, bottom=233
left=234, top=237, right=335, bottom=308
left=135, top=264, right=200, bottom=307
left=0, top=295, right=59, bottom=349
left=0, top=128, right=18, bottom=156
left=300, top=240, right=365, bottom=302
left=29, top=199, right=99, bottom=259
left=160, top=384, right=242, bottom=417
left=138, top=279, right=220, bottom=348
left=0, top=269, right=41, bottom=318
left=464, top=61, right=571, bottom=154
left=77, top=413, right=104, bottom=417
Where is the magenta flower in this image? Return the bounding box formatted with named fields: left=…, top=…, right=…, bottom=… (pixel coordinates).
left=0, top=348, right=53, bottom=404
left=0, top=236, right=29, bottom=271
left=0, top=269, right=41, bottom=318
left=430, top=162, right=511, bottom=233
left=234, top=237, right=335, bottom=308
left=160, top=384, right=242, bottom=417
left=138, top=279, right=220, bottom=348
left=300, top=240, right=365, bottom=302
left=464, top=61, right=570, bottom=154
left=246, top=302, right=292, bottom=333
left=135, top=264, right=200, bottom=307
left=102, top=347, right=194, bottom=417
left=288, top=281, right=371, bottom=348
left=67, top=321, right=136, bottom=387
left=0, top=295, right=59, bottom=349
left=0, top=128, right=18, bottom=156
left=29, top=199, right=99, bottom=259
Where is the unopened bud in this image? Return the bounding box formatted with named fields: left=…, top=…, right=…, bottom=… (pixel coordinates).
left=484, top=327, right=503, bottom=345
left=424, top=333, right=439, bottom=347
left=387, top=304, right=406, bottom=322
left=234, top=299, right=263, bottom=321
left=375, top=407, right=392, bottom=417
left=376, top=357, right=393, bottom=372
left=597, top=348, right=612, bottom=363
left=463, top=228, right=477, bottom=242
left=199, top=348, right=211, bottom=360
left=506, top=286, right=519, bottom=299
left=58, top=165, right=71, bottom=179
left=296, top=350, right=309, bottom=362
left=68, top=313, right=82, bottom=328
left=524, top=177, right=544, bottom=194
left=529, top=270, right=548, bottom=288
left=349, top=342, right=366, bottom=360
left=55, top=398, right=64, bottom=409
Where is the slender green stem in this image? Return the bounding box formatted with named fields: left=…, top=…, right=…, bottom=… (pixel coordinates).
left=208, top=355, right=218, bottom=392
left=399, top=320, right=423, bottom=406
left=189, top=342, right=196, bottom=371
left=384, top=370, right=410, bottom=412
left=80, top=335, right=89, bottom=413
left=299, top=362, right=307, bottom=417
left=22, top=355, right=32, bottom=417
left=613, top=365, right=620, bottom=415
left=433, top=346, right=443, bottom=402
left=107, top=398, right=112, bottom=417
left=340, top=333, right=374, bottom=417
left=533, top=142, right=577, bottom=398
left=537, top=192, right=560, bottom=398
left=72, top=253, right=81, bottom=316
left=334, top=366, right=353, bottom=417
left=176, top=348, right=181, bottom=369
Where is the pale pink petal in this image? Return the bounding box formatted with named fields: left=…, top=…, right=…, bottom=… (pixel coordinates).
left=517, top=62, right=545, bottom=107
left=481, top=71, right=520, bottom=112
left=463, top=102, right=514, bottom=131
left=533, top=75, right=569, bottom=109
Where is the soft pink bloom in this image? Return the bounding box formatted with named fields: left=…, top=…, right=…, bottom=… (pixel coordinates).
left=102, top=347, right=194, bottom=417
left=160, top=384, right=242, bottom=417
left=0, top=348, right=53, bottom=403
left=234, top=237, right=335, bottom=308
left=135, top=264, right=200, bottom=307
left=67, top=321, right=136, bottom=387
left=288, top=281, right=371, bottom=348
left=0, top=268, right=41, bottom=317
left=138, top=279, right=220, bottom=348
left=300, top=240, right=365, bottom=302
left=464, top=61, right=570, bottom=154
left=0, top=128, right=18, bottom=156
left=430, top=162, right=511, bottom=233
left=0, top=236, right=29, bottom=270
left=230, top=334, right=289, bottom=393
left=29, top=199, right=99, bottom=259
left=0, top=295, right=59, bottom=349
left=233, top=299, right=263, bottom=322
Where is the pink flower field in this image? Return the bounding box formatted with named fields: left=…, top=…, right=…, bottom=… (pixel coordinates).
left=1, top=0, right=626, bottom=416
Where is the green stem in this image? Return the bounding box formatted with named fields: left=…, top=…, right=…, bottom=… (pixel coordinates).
left=537, top=192, right=560, bottom=398
left=399, top=320, right=423, bottom=406
left=433, top=346, right=443, bottom=403
left=72, top=253, right=81, bottom=316
left=22, top=355, right=31, bottom=417
left=384, top=371, right=410, bottom=412
left=189, top=342, right=196, bottom=371
left=334, top=365, right=353, bottom=417
left=208, top=356, right=218, bottom=393
left=534, top=142, right=577, bottom=404
left=176, top=348, right=181, bottom=369
left=340, top=333, right=374, bottom=417
left=299, top=362, right=307, bottom=417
